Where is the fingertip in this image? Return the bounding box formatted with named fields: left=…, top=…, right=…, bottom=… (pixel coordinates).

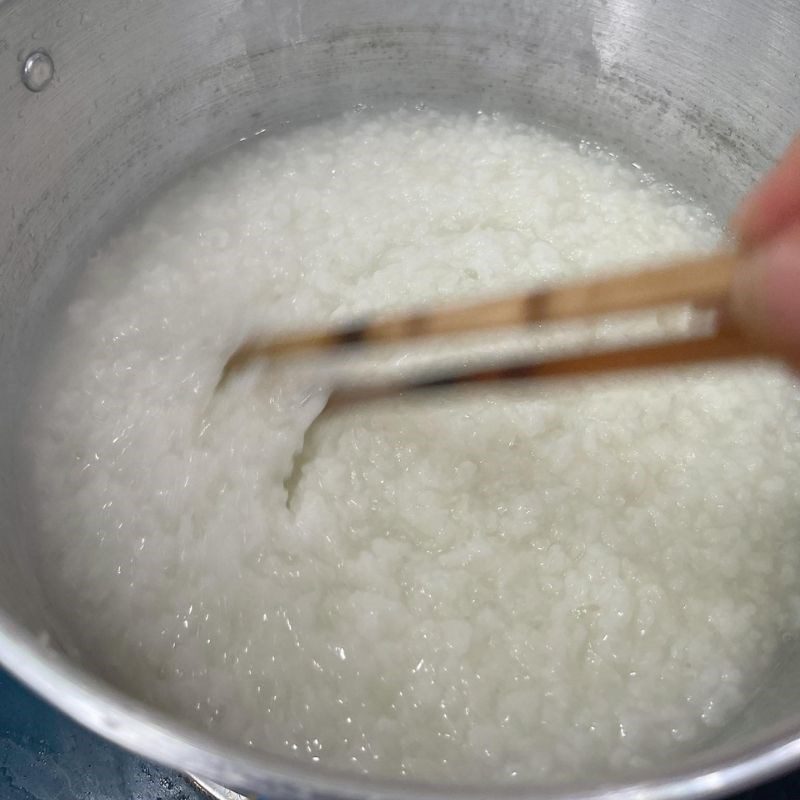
left=730, top=226, right=800, bottom=351
left=731, top=135, right=800, bottom=250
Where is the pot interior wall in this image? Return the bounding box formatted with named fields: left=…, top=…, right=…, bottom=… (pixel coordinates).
left=1, top=0, right=799, bottom=789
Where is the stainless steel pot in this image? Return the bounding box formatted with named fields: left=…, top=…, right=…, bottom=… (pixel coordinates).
left=1, top=1, right=799, bottom=798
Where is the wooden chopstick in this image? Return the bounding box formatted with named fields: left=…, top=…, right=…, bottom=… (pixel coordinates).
left=219, top=251, right=740, bottom=387
left=324, top=327, right=775, bottom=411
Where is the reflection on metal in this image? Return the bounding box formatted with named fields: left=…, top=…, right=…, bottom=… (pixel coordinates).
left=21, top=50, right=54, bottom=91
left=188, top=774, right=254, bottom=800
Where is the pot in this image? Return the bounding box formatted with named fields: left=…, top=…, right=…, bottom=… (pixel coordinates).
left=1, top=1, right=799, bottom=798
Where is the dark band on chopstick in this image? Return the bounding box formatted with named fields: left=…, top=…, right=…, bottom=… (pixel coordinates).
left=525, top=291, right=548, bottom=324
left=336, top=324, right=368, bottom=345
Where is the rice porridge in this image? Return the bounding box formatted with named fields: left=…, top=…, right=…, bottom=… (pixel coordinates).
left=27, top=110, right=800, bottom=783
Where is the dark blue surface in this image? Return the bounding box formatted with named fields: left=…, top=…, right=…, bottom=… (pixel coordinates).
left=3, top=666, right=800, bottom=800
left=0, top=668, right=201, bottom=800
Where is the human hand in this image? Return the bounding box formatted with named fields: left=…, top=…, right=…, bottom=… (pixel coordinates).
left=730, top=136, right=800, bottom=353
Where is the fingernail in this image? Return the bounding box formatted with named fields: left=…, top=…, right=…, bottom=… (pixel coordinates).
left=731, top=239, right=800, bottom=348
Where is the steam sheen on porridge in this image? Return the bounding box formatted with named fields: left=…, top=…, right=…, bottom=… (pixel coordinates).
left=28, top=110, right=800, bottom=783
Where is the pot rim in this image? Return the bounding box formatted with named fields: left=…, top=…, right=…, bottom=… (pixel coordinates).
left=2, top=608, right=800, bottom=800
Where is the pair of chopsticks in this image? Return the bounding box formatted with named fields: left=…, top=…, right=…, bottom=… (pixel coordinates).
left=218, top=252, right=775, bottom=408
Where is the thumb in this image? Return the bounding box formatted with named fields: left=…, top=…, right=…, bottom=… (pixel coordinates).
left=730, top=223, right=800, bottom=354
